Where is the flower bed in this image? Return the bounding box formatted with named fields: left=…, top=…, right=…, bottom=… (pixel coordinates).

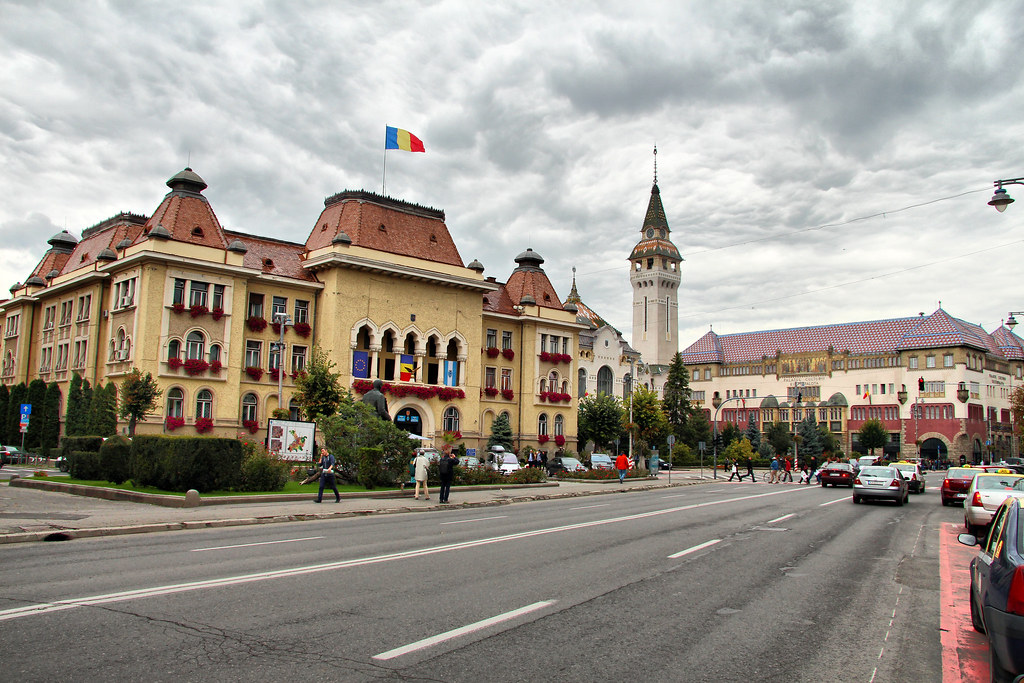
left=269, top=368, right=281, bottom=381
left=171, top=303, right=185, bottom=314
left=211, top=308, right=224, bottom=321
left=501, top=388, right=515, bottom=400
left=485, top=347, right=500, bottom=358
left=539, top=391, right=572, bottom=403
left=540, top=351, right=572, bottom=364
left=501, top=348, right=515, bottom=360
left=555, top=434, right=566, bottom=447
left=209, top=360, right=222, bottom=374
left=537, top=434, right=550, bottom=444
left=190, top=304, right=208, bottom=318
left=484, top=386, right=499, bottom=397
left=167, top=357, right=183, bottom=370
left=293, top=322, right=311, bottom=338
left=351, top=380, right=466, bottom=400
left=242, top=419, right=260, bottom=434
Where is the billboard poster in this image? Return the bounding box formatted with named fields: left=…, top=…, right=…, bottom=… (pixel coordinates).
left=267, top=419, right=316, bottom=461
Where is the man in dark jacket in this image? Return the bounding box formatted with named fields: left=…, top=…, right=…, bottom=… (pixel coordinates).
left=315, top=447, right=340, bottom=503
left=438, top=448, right=458, bottom=504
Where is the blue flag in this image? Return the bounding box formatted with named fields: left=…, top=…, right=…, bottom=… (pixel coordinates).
left=443, top=360, right=457, bottom=386
left=352, top=350, right=369, bottom=379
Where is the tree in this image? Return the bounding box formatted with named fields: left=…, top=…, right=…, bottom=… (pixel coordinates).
left=722, top=437, right=755, bottom=465
left=5, top=383, right=26, bottom=444
left=681, top=409, right=712, bottom=452
left=317, top=393, right=413, bottom=485
left=577, top=392, right=625, bottom=452
left=796, top=413, right=823, bottom=462
left=24, top=379, right=47, bottom=449
left=293, top=346, right=343, bottom=420
left=744, top=415, right=761, bottom=450
left=65, top=372, right=84, bottom=436
left=623, top=385, right=669, bottom=468
left=817, top=423, right=841, bottom=458
left=721, top=421, right=742, bottom=450
left=118, top=368, right=163, bottom=436
left=661, top=352, right=693, bottom=439
left=0, top=384, right=8, bottom=444
left=1012, top=386, right=1024, bottom=456
left=41, top=382, right=62, bottom=454
left=80, top=379, right=93, bottom=435
left=488, top=412, right=514, bottom=451
left=764, top=421, right=792, bottom=456
left=88, top=382, right=118, bottom=436
left=859, top=418, right=889, bottom=456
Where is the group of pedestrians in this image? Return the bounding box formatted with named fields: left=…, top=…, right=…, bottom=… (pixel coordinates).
left=411, top=446, right=459, bottom=503
left=725, top=454, right=822, bottom=484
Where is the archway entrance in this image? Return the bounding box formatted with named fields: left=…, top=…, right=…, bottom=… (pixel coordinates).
left=920, top=437, right=946, bottom=465
left=395, top=406, right=423, bottom=436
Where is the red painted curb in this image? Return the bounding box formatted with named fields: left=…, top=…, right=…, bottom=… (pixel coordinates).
left=940, top=522, right=989, bottom=683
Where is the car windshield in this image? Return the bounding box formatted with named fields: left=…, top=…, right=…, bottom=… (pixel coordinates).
left=860, top=467, right=895, bottom=477
left=826, top=463, right=852, bottom=471
left=894, top=464, right=917, bottom=473
left=976, top=475, right=1024, bottom=490
left=946, top=468, right=975, bottom=479
left=562, top=458, right=582, bottom=467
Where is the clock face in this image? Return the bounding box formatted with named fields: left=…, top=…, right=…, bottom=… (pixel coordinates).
left=646, top=228, right=654, bottom=238
left=660, top=228, right=666, bottom=238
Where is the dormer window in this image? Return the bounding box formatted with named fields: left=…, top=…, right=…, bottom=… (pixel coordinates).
left=378, top=224, right=387, bottom=233
left=192, top=226, right=204, bottom=237
left=321, top=223, right=328, bottom=232
left=263, top=258, right=274, bottom=268
left=543, top=293, right=551, bottom=302
left=80, top=254, right=88, bottom=262
left=430, top=234, right=438, bottom=243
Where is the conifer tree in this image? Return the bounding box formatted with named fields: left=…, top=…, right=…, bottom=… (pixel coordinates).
left=89, top=382, right=119, bottom=437
left=25, top=379, right=47, bottom=449
left=797, top=413, right=823, bottom=461
left=65, top=372, right=84, bottom=437
left=744, top=415, right=761, bottom=449
left=6, top=383, right=26, bottom=444
left=41, top=382, right=62, bottom=454
left=661, top=352, right=693, bottom=440
left=0, top=384, right=9, bottom=444
left=80, top=380, right=93, bottom=434
left=488, top=412, right=515, bottom=451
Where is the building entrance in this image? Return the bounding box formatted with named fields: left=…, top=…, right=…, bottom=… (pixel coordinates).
left=395, top=407, right=423, bottom=436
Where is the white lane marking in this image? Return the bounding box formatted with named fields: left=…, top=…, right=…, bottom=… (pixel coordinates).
left=660, top=493, right=688, bottom=499
left=705, top=489, right=723, bottom=493
left=668, top=539, right=721, bottom=559
left=439, top=516, right=507, bottom=525
left=569, top=504, right=610, bottom=510
left=819, top=497, right=849, bottom=507
left=766, top=514, right=794, bottom=524
left=372, top=600, right=556, bottom=660
left=191, top=537, right=324, bottom=552
left=0, top=486, right=811, bottom=623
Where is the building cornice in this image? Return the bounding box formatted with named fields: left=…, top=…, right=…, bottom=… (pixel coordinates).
left=304, top=252, right=497, bottom=293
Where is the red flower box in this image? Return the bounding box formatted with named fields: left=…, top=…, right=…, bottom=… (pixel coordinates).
left=501, top=388, right=515, bottom=400
left=209, top=360, right=222, bottom=374
left=247, top=316, right=267, bottom=332
left=486, top=347, right=500, bottom=358
left=190, top=304, right=208, bottom=318
left=171, top=303, right=185, bottom=314
left=183, top=358, right=209, bottom=376
left=269, top=367, right=281, bottom=381
left=501, top=348, right=515, bottom=360
left=167, top=357, right=183, bottom=370
left=245, top=366, right=264, bottom=381
left=351, top=379, right=465, bottom=401
left=484, top=386, right=499, bottom=397
left=555, top=434, right=566, bottom=447
left=559, top=353, right=573, bottom=364
left=271, top=322, right=281, bottom=334
left=211, top=308, right=224, bottom=321
left=539, top=351, right=551, bottom=362
left=538, top=434, right=550, bottom=444
left=293, top=322, right=311, bottom=338
left=194, top=417, right=214, bottom=434
left=242, top=419, right=260, bottom=434
left=165, top=416, right=184, bottom=431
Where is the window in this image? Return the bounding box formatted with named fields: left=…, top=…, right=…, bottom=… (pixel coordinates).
left=944, top=354, right=953, bottom=368
left=5, top=313, right=19, bottom=337
left=538, top=413, right=548, bottom=436
left=76, top=294, right=91, bottom=321
left=597, top=366, right=613, bottom=395
left=173, top=279, right=186, bottom=306
left=59, top=301, right=72, bottom=326
left=114, top=328, right=130, bottom=360
left=196, top=389, right=213, bottom=419
left=294, top=299, right=309, bottom=324
left=212, top=284, right=225, bottom=311
left=908, top=356, right=918, bottom=369
left=486, top=329, right=497, bottom=348
left=247, top=293, right=264, bottom=319
left=245, top=340, right=262, bottom=367
left=540, top=334, right=547, bottom=351
left=39, top=346, right=53, bottom=372
left=485, top=366, right=496, bottom=389
left=926, top=355, right=936, bottom=368
left=577, top=368, right=587, bottom=397
left=55, top=342, right=70, bottom=370
left=242, top=393, right=258, bottom=422
left=289, top=399, right=301, bottom=421
left=554, top=414, right=564, bottom=437
left=443, top=406, right=460, bottom=432
left=549, top=336, right=558, bottom=353
left=292, top=346, right=307, bottom=373
left=209, top=344, right=221, bottom=363
left=623, top=373, right=631, bottom=398
left=166, top=388, right=184, bottom=418
left=501, top=368, right=512, bottom=391
left=502, top=331, right=512, bottom=350
left=186, top=331, right=205, bottom=360
left=168, top=339, right=181, bottom=360
left=704, top=369, right=711, bottom=380
left=43, top=306, right=56, bottom=330
left=269, top=343, right=281, bottom=370
left=562, top=338, right=569, bottom=355
left=272, top=296, right=287, bottom=319
left=114, top=278, right=136, bottom=309
left=189, top=281, right=209, bottom=307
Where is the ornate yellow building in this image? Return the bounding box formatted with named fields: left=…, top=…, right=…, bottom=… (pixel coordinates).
left=0, top=168, right=581, bottom=455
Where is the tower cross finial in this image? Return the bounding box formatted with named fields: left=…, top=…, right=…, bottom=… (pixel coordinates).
left=653, top=144, right=658, bottom=185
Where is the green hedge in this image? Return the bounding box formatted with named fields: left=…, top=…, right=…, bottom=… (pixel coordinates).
left=129, top=435, right=243, bottom=492
left=68, top=450, right=102, bottom=480
left=357, top=446, right=385, bottom=489
left=61, top=436, right=104, bottom=458
left=99, top=435, right=131, bottom=485
left=239, top=449, right=290, bottom=492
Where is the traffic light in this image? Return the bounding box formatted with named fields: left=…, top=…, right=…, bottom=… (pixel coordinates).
left=918, top=377, right=925, bottom=391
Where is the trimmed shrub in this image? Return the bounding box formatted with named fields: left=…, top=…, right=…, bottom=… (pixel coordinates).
left=504, top=467, right=547, bottom=484
left=239, top=443, right=290, bottom=492
left=356, top=446, right=384, bottom=489
left=68, top=450, right=103, bottom=480
left=99, top=435, right=132, bottom=484
left=60, top=436, right=104, bottom=458
left=130, top=435, right=243, bottom=492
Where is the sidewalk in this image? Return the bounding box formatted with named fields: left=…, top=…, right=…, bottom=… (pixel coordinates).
left=0, top=468, right=721, bottom=544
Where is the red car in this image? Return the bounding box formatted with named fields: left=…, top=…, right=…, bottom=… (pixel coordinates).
left=941, top=467, right=977, bottom=506
left=820, top=462, right=855, bottom=488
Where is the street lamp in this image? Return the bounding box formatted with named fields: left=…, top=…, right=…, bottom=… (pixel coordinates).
left=1006, top=311, right=1024, bottom=330
left=711, top=392, right=747, bottom=480
left=272, top=312, right=293, bottom=416
left=626, top=356, right=648, bottom=470
left=989, top=177, right=1024, bottom=212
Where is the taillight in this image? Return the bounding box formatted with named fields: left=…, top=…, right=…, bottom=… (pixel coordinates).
left=971, top=491, right=983, bottom=507
left=1008, top=566, right=1024, bottom=616
left=854, top=477, right=862, bottom=485
left=891, top=479, right=901, bottom=488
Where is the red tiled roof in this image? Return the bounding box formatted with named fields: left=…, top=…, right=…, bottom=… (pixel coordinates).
left=991, top=326, right=1024, bottom=360
left=305, top=191, right=463, bottom=267
left=504, top=269, right=563, bottom=310
left=482, top=284, right=518, bottom=315
left=54, top=220, right=147, bottom=276
left=144, top=192, right=228, bottom=248
left=226, top=231, right=317, bottom=282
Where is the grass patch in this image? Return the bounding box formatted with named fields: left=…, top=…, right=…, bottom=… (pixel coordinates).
left=25, top=477, right=403, bottom=497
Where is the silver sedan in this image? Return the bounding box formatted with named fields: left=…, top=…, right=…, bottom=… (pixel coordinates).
left=853, top=465, right=909, bottom=506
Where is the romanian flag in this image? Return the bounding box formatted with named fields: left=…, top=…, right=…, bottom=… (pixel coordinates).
left=385, top=126, right=425, bottom=152
left=862, top=389, right=870, bottom=399
left=400, top=354, right=415, bottom=382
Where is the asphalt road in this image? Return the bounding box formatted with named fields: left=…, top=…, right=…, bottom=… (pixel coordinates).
left=0, top=480, right=959, bottom=682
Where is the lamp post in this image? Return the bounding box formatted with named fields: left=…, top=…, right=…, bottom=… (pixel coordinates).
left=626, top=356, right=648, bottom=470
left=272, top=312, right=293, bottom=416
left=711, top=393, right=747, bottom=480
left=988, top=177, right=1024, bottom=212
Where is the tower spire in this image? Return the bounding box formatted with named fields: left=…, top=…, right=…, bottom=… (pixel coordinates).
left=653, top=144, right=658, bottom=185
left=566, top=266, right=582, bottom=303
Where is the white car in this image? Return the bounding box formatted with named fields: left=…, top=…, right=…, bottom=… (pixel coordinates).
left=893, top=462, right=926, bottom=494
left=963, top=471, right=1024, bottom=536
left=498, top=453, right=521, bottom=475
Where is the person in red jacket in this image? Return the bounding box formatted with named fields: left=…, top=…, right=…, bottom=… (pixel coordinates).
left=615, top=453, right=631, bottom=484
left=783, top=456, right=793, bottom=482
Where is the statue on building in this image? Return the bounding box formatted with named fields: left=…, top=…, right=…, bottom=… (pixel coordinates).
left=361, top=379, right=391, bottom=421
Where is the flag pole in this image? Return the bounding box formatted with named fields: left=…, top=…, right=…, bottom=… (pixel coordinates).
left=382, top=128, right=388, bottom=195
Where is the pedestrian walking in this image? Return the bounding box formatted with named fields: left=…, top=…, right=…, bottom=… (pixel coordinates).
left=783, top=456, right=793, bottom=482
left=728, top=460, right=740, bottom=481
left=438, top=447, right=458, bottom=504
left=746, top=456, right=756, bottom=482
left=769, top=456, right=780, bottom=483
left=615, top=452, right=630, bottom=484
left=314, top=447, right=340, bottom=503
left=413, top=449, right=430, bottom=500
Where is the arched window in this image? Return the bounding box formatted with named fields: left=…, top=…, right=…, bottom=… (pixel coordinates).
left=196, top=389, right=213, bottom=419
left=597, top=366, right=613, bottom=395
left=578, top=368, right=587, bottom=398
left=209, top=344, right=221, bottom=363
left=561, top=380, right=569, bottom=394
left=554, top=414, right=564, bottom=437
left=443, top=406, right=460, bottom=432
left=548, top=370, right=559, bottom=387
left=166, top=388, right=183, bottom=418
left=289, top=399, right=301, bottom=421
left=623, top=373, right=632, bottom=399
left=186, top=331, right=205, bottom=360
left=241, top=393, right=258, bottom=422
left=168, top=339, right=181, bottom=360
left=539, top=378, right=547, bottom=393
left=538, top=413, right=548, bottom=436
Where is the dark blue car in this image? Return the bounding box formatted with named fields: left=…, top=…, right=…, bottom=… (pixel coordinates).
left=960, top=495, right=1024, bottom=682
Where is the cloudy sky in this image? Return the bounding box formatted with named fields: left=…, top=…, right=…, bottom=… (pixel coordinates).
left=2, top=1, right=1023, bottom=352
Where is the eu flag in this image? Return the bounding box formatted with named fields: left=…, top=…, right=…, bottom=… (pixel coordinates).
left=352, top=350, right=369, bottom=378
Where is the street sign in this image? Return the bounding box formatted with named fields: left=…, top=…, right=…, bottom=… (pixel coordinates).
left=667, top=435, right=676, bottom=445
left=19, top=424, right=27, bottom=433
left=698, top=441, right=705, bottom=453
left=467, top=448, right=476, bottom=457
left=20, top=403, right=31, bottom=417
left=19, top=415, right=29, bottom=427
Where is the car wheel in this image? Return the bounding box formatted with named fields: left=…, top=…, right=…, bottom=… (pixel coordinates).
left=896, top=493, right=904, bottom=506
left=970, top=590, right=985, bottom=634
left=853, top=495, right=860, bottom=504
left=820, top=481, right=826, bottom=487
left=990, top=644, right=1012, bottom=682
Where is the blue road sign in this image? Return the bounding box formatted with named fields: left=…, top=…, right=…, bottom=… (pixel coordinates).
left=20, top=403, right=31, bottom=417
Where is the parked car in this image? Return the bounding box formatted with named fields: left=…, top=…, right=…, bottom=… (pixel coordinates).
left=458, top=456, right=483, bottom=470
left=853, top=465, right=909, bottom=505
left=414, top=447, right=440, bottom=462
left=547, top=456, right=586, bottom=475
left=589, top=454, right=613, bottom=470
left=0, top=445, right=25, bottom=465
left=893, top=461, right=926, bottom=494
left=964, top=471, right=1024, bottom=537
left=857, top=455, right=882, bottom=470
left=819, top=462, right=855, bottom=488
left=959, top=497, right=1024, bottom=682
left=941, top=467, right=978, bottom=506
left=498, top=453, right=521, bottom=475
